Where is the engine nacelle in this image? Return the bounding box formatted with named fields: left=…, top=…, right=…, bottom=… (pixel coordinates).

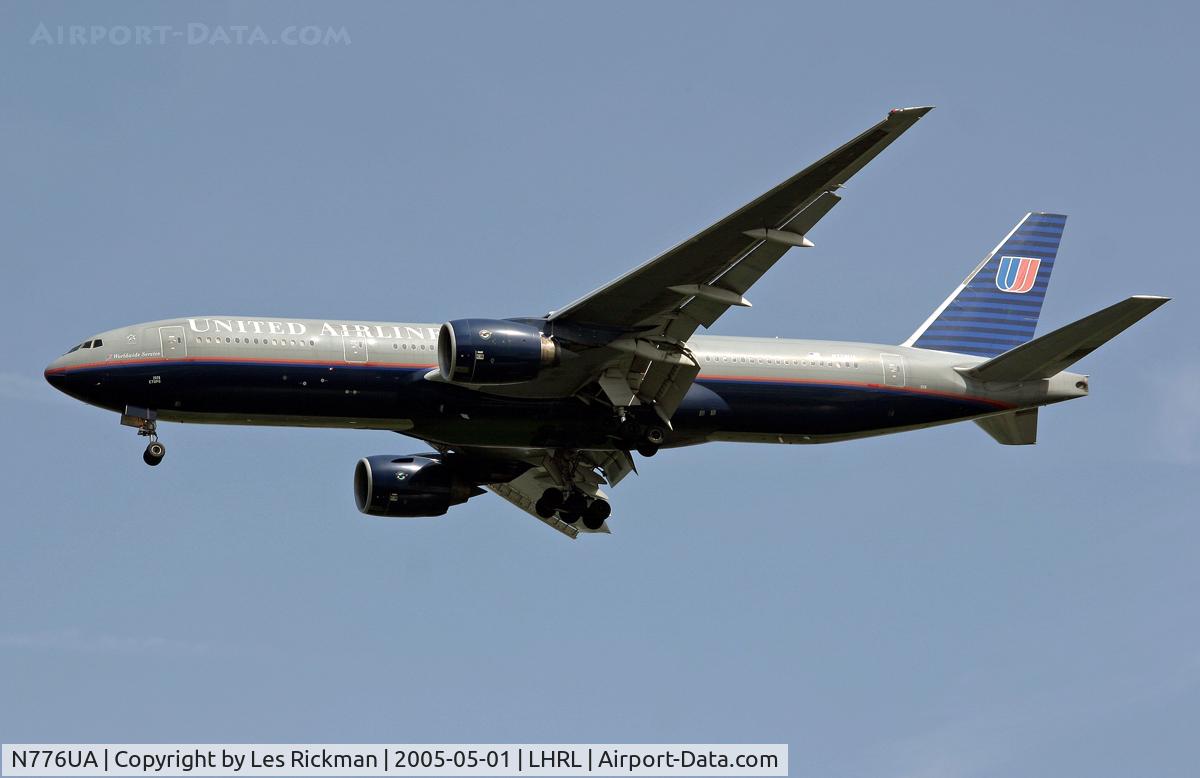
left=353, top=454, right=479, bottom=517
left=438, top=318, right=557, bottom=384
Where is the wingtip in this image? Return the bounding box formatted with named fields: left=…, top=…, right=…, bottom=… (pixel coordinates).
left=888, top=105, right=935, bottom=118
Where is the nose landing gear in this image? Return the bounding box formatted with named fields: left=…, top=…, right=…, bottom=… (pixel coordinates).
left=121, top=406, right=166, bottom=467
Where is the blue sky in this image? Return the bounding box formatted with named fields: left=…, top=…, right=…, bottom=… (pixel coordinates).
left=2, top=1, right=1197, bottom=776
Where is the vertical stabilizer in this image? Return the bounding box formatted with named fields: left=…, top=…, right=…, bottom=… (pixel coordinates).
left=905, top=213, right=1066, bottom=357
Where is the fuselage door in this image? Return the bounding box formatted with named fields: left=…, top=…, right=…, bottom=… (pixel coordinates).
left=159, top=326, right=187, bottom=359
left=343, top=337, right=368, bottom=363
left=880, top=353, right=906, bottom=387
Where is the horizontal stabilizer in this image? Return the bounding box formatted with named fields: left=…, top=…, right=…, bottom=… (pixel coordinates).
left=975, top=409, right=1038, bottom=445
left=965, top=295, right=1169, bottom=382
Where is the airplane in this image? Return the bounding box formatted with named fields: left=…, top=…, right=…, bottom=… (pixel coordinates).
left=44, top=107, right=1168, bottom=538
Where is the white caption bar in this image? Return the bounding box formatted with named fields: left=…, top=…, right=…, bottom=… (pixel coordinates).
left=2, top=745, right=787, bottom=777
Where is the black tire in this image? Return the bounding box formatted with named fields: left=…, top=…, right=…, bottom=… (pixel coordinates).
left=540, top=488, right=565, bottom=509
left=143, top=448, right=164, bottom=467
left=636, top=444, right=659, bottom=458
left=559, top=511, right=581, bottom=525
left=563, top=491, right=587, bottom=515
left=582, top=500, right=611, bottom=530
left=534, top=497, right=556, bottom=519
left=645, top=426, right=666, bottom=445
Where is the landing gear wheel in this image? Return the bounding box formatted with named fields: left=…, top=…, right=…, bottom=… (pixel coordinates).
left=636, top=444, right=659, bottom=458
left=644, top=426, right=666, bottom=446
left=143, top=441, right=166, bottom=467
left=537, top=488, right=565, bottom=517
left=563, top=491, right=587, bottom=515
left=559, top=511, right=581, bottom=525
left=582, top=500, right=611, bottom=530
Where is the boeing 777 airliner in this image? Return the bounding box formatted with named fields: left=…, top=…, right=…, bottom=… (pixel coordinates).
left=45, top=107, right=1167, bottom=537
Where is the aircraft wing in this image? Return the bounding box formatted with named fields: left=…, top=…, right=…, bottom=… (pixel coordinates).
left=551, top=107, right=931, bottom=330
left=543, top=106, right=932, bottom=418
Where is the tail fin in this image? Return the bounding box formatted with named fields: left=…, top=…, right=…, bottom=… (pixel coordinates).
left=904, top=212, right=1067, bottom=356
left=964, top=295, right=1169, bottom=382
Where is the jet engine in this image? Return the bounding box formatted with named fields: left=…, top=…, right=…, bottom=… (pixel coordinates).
left=353, top=454, right=483, bottom=517
left=438, top=318, right=558, bottom=384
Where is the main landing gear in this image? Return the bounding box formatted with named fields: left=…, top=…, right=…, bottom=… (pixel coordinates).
left=617, top=416, right=666, bottom=458
left=535, top=488, right=611, bottom=530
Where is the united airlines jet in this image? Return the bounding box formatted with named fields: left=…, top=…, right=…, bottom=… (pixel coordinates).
left=45, top=108, right=1167, bottom=537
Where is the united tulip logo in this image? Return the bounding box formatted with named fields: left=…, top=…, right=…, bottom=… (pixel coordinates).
left=995, top=256, right=1041, bottom=294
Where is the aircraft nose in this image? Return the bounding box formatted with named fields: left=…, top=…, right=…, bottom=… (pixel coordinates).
left=44, top=356, right=67, bottom=391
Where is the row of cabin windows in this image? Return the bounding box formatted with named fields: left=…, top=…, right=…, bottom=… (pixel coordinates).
left=193, top=336, right=435, bottom=352
left=66, top=338, right=103, bottom=353
left=197, top=336, right=316, bottom=347
left=698, top=353, right=860, bottom=369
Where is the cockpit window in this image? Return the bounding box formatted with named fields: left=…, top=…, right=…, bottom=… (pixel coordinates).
left=65, top=338, right=103, bottom=354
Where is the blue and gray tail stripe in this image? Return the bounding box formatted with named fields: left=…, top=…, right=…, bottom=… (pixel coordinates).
left=904, top=212, right=1066, bottom=357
